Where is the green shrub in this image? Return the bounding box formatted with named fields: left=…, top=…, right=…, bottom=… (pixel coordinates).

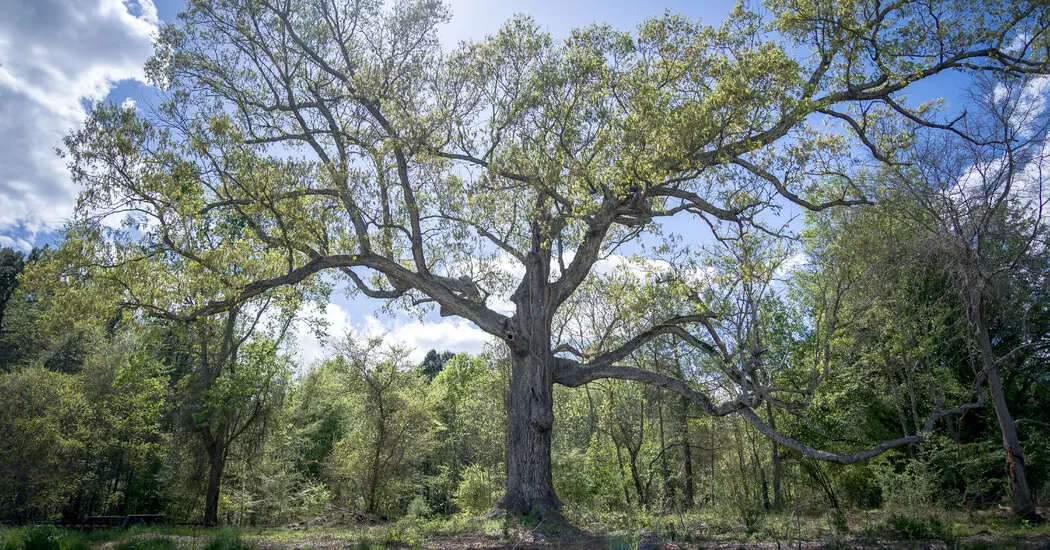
left=454, top=464, right=502, bottom=515
left=739, top=502, right=766, bottom=537
left=0, top=529, right=19, bottom=550
left=877, top=459, right=936, bottom=510
left=824, top=507, right=849, bottom=536
left=836, top=465, right=882, bottom=509
left=383, top=523, right=424, bottom=548
left=21, top=525, right=59, bottom=550
left=202, top=533, right=258, bottom=550
left=0, top=526, right=89, bottom=550
left=552, top=450, right=594, bottom=507
left=523, top=507, right=542, bottom=527
left=880, top=512, right=954, bottom=544
left=406, top=495, right=430, bottom=518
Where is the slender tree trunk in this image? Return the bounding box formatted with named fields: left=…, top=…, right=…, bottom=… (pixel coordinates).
left=673, top=344, right=695, bottom=509
left=750, top=431, right=771, bottom=510
left=733, top=423, right=750, bottom=499
left=501, top=347, right=560, bottom=516
left=710, top=420, right=716, bottom=506
left=633, top=394, right=647, bottom=508
left=765, top=402, right=782, bottom=508
left=658, top=391, right=673, bottom=505
left=201, top=308, right=238, bottom=526
left=614, top=436, right=632, bottom=507
left=679, top=397, right=695, bottom=508
left=801, top=460, right=838, bottom=509
left=628, top=447, right=647, bottom=509
left=367, top=389, right=387, bottom=515
left=204, top=439, right=226, bottom=525
left=986, top=365, right=1037, bottom=519
left=971, top=306, right=1038, bottom=520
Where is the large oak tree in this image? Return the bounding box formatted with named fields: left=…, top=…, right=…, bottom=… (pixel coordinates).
left=64, top=0, right=1050, bottom=516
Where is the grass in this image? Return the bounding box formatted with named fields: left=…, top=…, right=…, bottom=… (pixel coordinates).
left=0, top=525, right=92, bottom=550
left=566, top=504, right=1050, bottom=548
left=112, top=538, right=179, bottom=550
left=0, top=526, right=262, bottom=550
left=2, top=506, right=1048, bottom=549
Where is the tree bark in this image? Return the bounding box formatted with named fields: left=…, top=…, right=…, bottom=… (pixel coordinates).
left=501, top=347, right=560, bottom=516
left=659, top=390, right=672, bottom=505
left=204, top=439, right=226, bottom=525
left=679, top=396, right=695, bottom=508
left=366, top=378, right=388, bottom=515
left=987, top=365, right=1037, bottom=520
left=765, top=402, right=782, bottom=508
left=627, top=445, right=647, bottom=509
left=750, top=430, right=771, bottom=510
left=613, top=434, right=632, bottom=507
left=499, top=222, right=564, bottom=518
left=971, top=306, right=1038, bottom=520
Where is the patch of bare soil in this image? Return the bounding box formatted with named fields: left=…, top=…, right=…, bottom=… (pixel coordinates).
left=956, top=534, right=1050, bottom=550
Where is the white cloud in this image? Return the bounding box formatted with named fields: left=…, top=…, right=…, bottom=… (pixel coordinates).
left=592, top=254, right=671, bottom=279
left=0, top=234, right=32, bottom=252
left=775, top=251, right=806, bottom=278
left=990, top=75, right=1050, bottom=140
left=368, top=316, right=493, bottom=363
left=0, top=0, right=158, bottom=239
left=289, top=302, right=493, bottom=368
left=289, top=302, right=356, bottom=368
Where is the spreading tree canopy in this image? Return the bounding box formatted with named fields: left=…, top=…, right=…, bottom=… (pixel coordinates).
left=63, top=0, right=1050, bottom=515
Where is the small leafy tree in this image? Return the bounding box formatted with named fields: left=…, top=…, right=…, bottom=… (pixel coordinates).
left=325, top=338, right=438, bottom=516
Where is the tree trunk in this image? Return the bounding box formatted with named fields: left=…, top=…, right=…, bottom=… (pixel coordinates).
left=710, top=420, right=716, bottom=506
left=367, top=389, right=388, bottom=515
left=614, top=436, right=632, bottom=507
left=628, top=446, right=646, bottom=509
left=747, top=424, right=771, bottom=510
left=755, top=448, right=771, bottom=510
left=658, top=391, right=673, bottom=505
left=679, top=397, right=695, bottom=508
left=500, top=231, right=564, bottom=518
left=501, top=348, right=560, bottom=516
left=204, top=439, right=226, bottom=525
left=987, top=365, right=1037, bottom=520
left=972, top=308, right=1038, bottom=520
left=801, top=460, right=838, bottom=509
left=765, top=402, right=782, bottom=508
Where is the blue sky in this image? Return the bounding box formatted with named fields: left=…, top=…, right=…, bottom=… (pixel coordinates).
left=0, top=0, right=974, bottom=366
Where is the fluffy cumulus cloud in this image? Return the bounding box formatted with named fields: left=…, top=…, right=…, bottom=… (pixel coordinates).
left=0, top=234, right=33, bottom=251
left=290, top=303, right=493, bottom=368
left=361, top=315, right=493, bottom=363
left=0, top=0, right=158, bottom=245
